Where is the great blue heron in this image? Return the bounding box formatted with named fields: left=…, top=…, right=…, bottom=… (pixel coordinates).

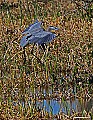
left=20, top=20, right=58, bottom=48
left=20, top=20, right=58, bottom=64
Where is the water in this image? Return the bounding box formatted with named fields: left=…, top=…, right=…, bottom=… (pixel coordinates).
left=12, top=85, right=93, bottom=115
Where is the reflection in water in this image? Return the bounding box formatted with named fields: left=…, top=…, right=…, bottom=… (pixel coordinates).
left=36, top=98, right=83, bottom=115
left=12, top=86, right=93, bottom=115
left=16, top=96, right=93, bottom=115
left=37, top=99, right=61, bottom=115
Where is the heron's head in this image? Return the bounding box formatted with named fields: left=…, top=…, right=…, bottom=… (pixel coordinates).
left=47, top=26, right=59, bottom=32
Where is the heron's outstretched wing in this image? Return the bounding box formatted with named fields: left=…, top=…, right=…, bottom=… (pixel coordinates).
left=29, top=27, right=44, bottom=36
left=20, top=34, right=39, bottom=47
left=20, top=19, right=44, bottom=47
left=20, top=34, right=36, bottom=47
left=22, top=20, right=43, bottom=35
left=27, top=31, right=52, bottom=44
left=20, top=30, right=56, bottom=47
left=22, top=20, right=39, bottom=34
left=37, top=33, right=56, bottom=45
left=28, top=31, right=56, bottom=45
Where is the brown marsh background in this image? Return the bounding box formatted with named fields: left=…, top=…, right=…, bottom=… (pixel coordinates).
left=0, top=0, right=93, bottom=119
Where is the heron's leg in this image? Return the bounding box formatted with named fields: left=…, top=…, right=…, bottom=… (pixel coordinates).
left=23, top=47, right=26, bottom=64
left=31, top=52, right=44, bottom=66
left=36, top=44, right=39, bottom=57
left=41, top=44, right=49, bottom=62
left=31, top=44, right=44, bottom=66
left=31, top=43, right=35, bottom=54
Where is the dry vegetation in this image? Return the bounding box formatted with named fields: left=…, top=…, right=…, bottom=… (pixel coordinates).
left=0, top=0, right=93, bottom=119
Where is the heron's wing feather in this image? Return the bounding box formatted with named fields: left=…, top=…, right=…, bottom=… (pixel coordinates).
left=37, top=33, right=56, bottom=45
left=29, top=28, right=44, bottom=35
left=20, top=35, right=29, bottom=47
left=29, top=36, right=39, bottom=44
left=22, top=20, right=39, bottom=33
left=20, top=34, right=36, bottom=47
left=26, top=32, right=53, bottom=45
left=22, top=21, right=42, bottom=35
left=34, top=31, right=52, bottom=38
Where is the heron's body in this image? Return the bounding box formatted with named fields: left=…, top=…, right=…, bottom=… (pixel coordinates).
left=20, top=20, right=58, bottom=48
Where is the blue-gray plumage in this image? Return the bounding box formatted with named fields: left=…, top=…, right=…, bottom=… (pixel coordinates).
left=22, top=19, right=43, bottom=35
left=29, top=31, right=56, bottom=45
left=20, top=20, right=58, bottom=48
left=20, top=20, right=43, bottom=47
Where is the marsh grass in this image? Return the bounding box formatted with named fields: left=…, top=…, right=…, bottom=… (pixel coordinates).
left=0, top=0, right=93, bottom=119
